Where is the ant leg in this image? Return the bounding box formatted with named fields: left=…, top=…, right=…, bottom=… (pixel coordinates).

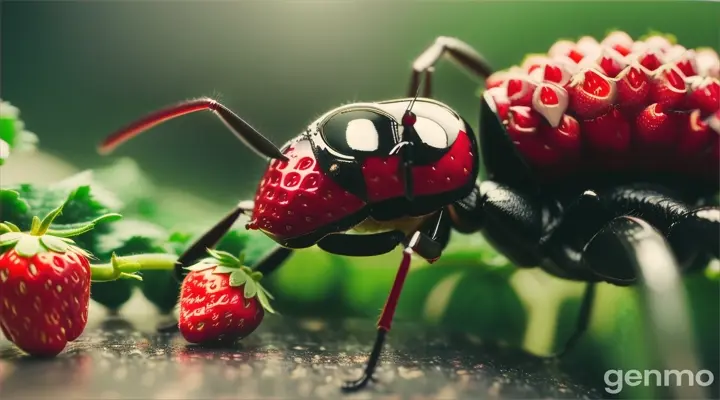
left=449, top=181, right=545, bottom=267
left=173, top=200, right=255, bottom=282
left=342, top=211, right=451, bottom=392
left=545, top=283, right=596, bottom=358
left=317, top=230, right=408, bottom=256
left=667, top=206, right=720, bottom=271
left=408, top=37, right=494, bottom=97
left=581, top=216, right=705, bottom=399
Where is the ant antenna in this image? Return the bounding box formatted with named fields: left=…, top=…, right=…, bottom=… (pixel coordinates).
left=99, top=97, right=288, bottom=161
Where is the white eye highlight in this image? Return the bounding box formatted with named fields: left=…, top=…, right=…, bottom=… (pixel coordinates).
left=345, top=119, right=379, bottom=151
left=414, top=117, right=447, bottom=148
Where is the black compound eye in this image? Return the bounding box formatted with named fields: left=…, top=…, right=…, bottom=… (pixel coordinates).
left=321, top=109, right=398, bottom=157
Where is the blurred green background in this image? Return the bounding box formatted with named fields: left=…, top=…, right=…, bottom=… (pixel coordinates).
left=2, top=1, right=719, bottom=204
left=2, top=1, right=719, bottom=399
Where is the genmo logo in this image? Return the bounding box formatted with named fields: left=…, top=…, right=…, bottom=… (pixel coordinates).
left=604, top=369, right=715, bottom=394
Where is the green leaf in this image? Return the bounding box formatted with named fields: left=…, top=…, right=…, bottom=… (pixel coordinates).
left=243, top=279, right=258, bottom=298
left=95, top=219, right=168, bottom=256
left=0, top=190, right=29, bottom=225
left=15, top=235, right=41, bottom=257
left=0, top=232, right=22, bottom=246
left=2, top=180, right=120, bottom=256
left=4, top=221, right=21, bottom=233
left=36, top=200, right=66, bottom=235
left=258, top=284, right=275, bottom=301
left=255, top=288, right=276, bottom=314
left=30, top=216, right=40, bottom=234
left=40, top=235, right=70, bottom=253
left=229, top=270, right=248, bottom=287
left=185, top=262, right=217, bottom=272
left=119, top=272, right=143, bottom=281
left=207, top=248, right=239, bottom=265
left=212, top=265, right=237, bottom=274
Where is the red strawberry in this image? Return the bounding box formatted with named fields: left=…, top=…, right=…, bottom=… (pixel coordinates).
left=695, top=48, right=720, bottom=78
left=596, top=47, right=628, bottom=78
left=676, top=110, right=713, bottom=158
left=684, top=77, right=720, bottom=118
left=484, top=30, right=718, bottom=182
left=649, top=65, right=688, bottom=109
left=485, top=66, right=524, bottom=89
left=540, top=114, right=581, bottom=155
left=505, top=76, right=536, bottom=107
left=635, top=50, right=664, bottom=74
left=178, top=250, right=275, bottom=344
left=635, top=103, right=679, bottom=149
left=506, top=106, right=541, bottom=138
left=567, top=69, right=617, bottom=119
left=528, top=62, right=573, bottom=87
left=615, top=65, right=650, bottom=111
left=583, top=108, right=632, bottom=154
left=0, top=194, right=133, bottom=356
left=485, top=87, right=511, bottom=120
left=531, top=83, right=569, bottom=127
left=600, top=31, right=634, bottom=57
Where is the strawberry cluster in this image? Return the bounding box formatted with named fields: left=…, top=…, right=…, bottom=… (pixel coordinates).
left=484, top=31, right=720, bottom=180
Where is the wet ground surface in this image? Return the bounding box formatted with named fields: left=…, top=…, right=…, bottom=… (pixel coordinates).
left=0, top=315, right=600, bottom=399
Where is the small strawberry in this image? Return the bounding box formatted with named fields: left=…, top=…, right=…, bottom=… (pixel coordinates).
left=583, top=107, right=632, bottom=154
left=615, top=65, right=650, bottom=112
left=178, top=249, right=275, bottom=345
left=0, top=193, right=141, bottom=357
left=683, top=76, right=720, bottom=118
left=567, top=69, right=617, bottom=119
left=648, top=65, right=688, bottom=109
left=635, top=103, right=679, bottom=149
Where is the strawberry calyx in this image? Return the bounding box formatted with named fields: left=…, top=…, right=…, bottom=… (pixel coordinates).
left=184, top=249, right=277, bottom=314
left=0, top=190, right=120, bottom=258
left=0, top=190, right=173, bottom=282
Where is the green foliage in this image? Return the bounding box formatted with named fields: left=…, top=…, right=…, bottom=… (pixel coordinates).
left=0, top=99, right=38, bottom=165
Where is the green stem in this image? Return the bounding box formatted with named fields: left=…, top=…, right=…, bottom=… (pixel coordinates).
left=90, top=253, right=178, bottom=282
left=46, top=213, right=122, bottom=238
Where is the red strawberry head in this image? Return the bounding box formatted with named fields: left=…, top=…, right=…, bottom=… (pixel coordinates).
left=695, top=48, right=720, bottom=78
left=684, top=76, right=720, bottom=118
left=567, top=68, right=617, bottom=119
left=0, top=190, right=134, bottom=357
left=178, top=249, right=276, bottom=345
left=600, top=31, right=634, bottom=56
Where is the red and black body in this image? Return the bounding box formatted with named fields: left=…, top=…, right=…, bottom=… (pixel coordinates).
left=98, top=32, right=719, bottom=397
left=246, top=98, right=479, bottom=250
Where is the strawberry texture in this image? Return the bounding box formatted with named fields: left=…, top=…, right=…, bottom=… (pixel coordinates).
left=484, top=31, right=720, bottom=181
left=178, top=268, right=264, bottom=344
left=247, top=138, right=366, bottom=240
left=0, top=249, right=91, bottom=356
